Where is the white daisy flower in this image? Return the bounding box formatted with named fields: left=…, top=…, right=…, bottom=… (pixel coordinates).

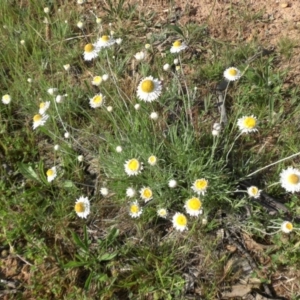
left=148, top=155, right=157, bottom=166
left=157, top=208, right=168, bottom=218
left=184, top=197, right=203, bottom=217
left=140, top=187, right=153, bottom=202
left=102, top=74, right=109, bottom=81
left=150, top=112, right=158, bottom=120
left=63, top=64, right=70, bottom=71
left=191, top=178, right=208, bottom=195
left=172, top=212, right=188, bottom=232
left=247, top=186, right=261, bottom=199
left=77, top=21, right=84, bottom=29
left=55, top=95, right=65, bottom=103
left=95, top=35, right=115, bottom=48
left=92, top=76, right=102, bottom=86
left=100, top=187, right=109, bottom=196
left=74, top=196, right=90, bottom=218
left=126, top=187, right=136, bottom=198
left=39, top=101, right=50, bottom=115
left=124, top=158, right=143, bottom=176
left=46, top=167, right=57, bottom=182
left=137, top=76, right=162, bottom=103
left=145, top=43, right=151, bottom=49
left=134, top=103, right=140, bottom=110
left=116, top=146, right=122, bottom=153
left=170, top=40, right=187, bottom=53
left=281, top=221, right=293, bottom=233
left=90, top=93, right=105, bottom=108
left=47, top=88, right=58, bottom=95
left=237, top=115, right=258, bottom=134
left=107, top=106, right=113, bottom=112
left=280, top=167, right=300, bottom=193
left=44, top=7, right=50, bottom=13
left=33, top=114, right=49, bottom=130
left=116, top=38, right=122, bottom=45
left=168, top=179, right=177, bottom=188
left=134, top=51, right=145, bottom=61
left=173, top=58, right=179, bottom=65
left=163, top=63, right=170, bottom=71
left=129, top=201, right=142, bottom=218
left=2, top=94, right=11, bottom=104
left=83, top=43, right=99, bottom=61
left=77, top=155, right=84, bottom=162
left=224, top=67, right=241, bottom=81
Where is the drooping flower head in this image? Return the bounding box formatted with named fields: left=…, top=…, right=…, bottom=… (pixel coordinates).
left=172, top=212, right=188, bottom=232
left=46, top=166, right=57, bottom=182
left=124, top=158, right=143, bottom=176
left=237, top=115, right=258, bottom=134
left=95, top=35, right=115, bottom=48
left=280, top=167, right=300, bottom=193
left=191, top=178, right=208, bottom=195
left=170, top=40, right=187, bottom=53
left=224, top=67, right=241, bottom=81
left=126, top=187, right=136, bottom=198
left=129, top=201, right=142, bottom=218
left=137, top=76, right=162, bottom=102
left=185, top=197, right=203, bottom=217
left=39, top=101, right=50, bottom=115
left=74, top=196, right=90, bottom=218
left=83, top=43, right=99, bottom=61
left=139, top=187, right=153, bottom=202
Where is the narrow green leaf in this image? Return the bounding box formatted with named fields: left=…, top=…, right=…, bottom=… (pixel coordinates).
left=17, top=163, right=42, bottom=183
left=84, top=271, right=93, bottom=290
left=167, top=25, right=184, bottom=37
left=99, top=252, right=117, bottom=261
left=71, top=230, right=88, bottom=252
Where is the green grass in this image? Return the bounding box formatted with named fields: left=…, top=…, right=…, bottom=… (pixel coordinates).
left=0, top=0, right=300, bottom=299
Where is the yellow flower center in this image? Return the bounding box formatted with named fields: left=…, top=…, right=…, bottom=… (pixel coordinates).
left=130, top=204, right=139, bottom=214
left=3, top=94, right=10, bottom=101
left=75, top=202, right=85, bottom=213
left=93, top=76, right=102, bottom=84
left=39, top=102, right=45, bottom=108
left=148, top=156, right=157, bottom=164
left=243, top=117, right=256, bottom=129
left=46, top=169, right=54, bottom=177
left=158, top=209, right=167, bottom=216
left=141, top=80, right=154, bottom=93
left=173, top=40, right=181, bottom=47
left=93, top=95, right=103, bottom=104
left=175, top=214, right=187, bottom=226
left=250, top=187, right=258, bottom=195
left=195, top=179, right=208, bottom=190
left=287, top=174, right=299, bottom=184
left=33, top=114, right=42, bottom=122
left=228, top=68, right=238, bottom=76
left=101, top=35, right=109, bottom=42
left=128, top=159, right=140, bottom=171
left=285, top=222, right=293, bottom=231
left=142, top=188, right=152, bottom=199
left=187, top=197, right=202, bottom=210
left=84, top=43, right=94, bottom=52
